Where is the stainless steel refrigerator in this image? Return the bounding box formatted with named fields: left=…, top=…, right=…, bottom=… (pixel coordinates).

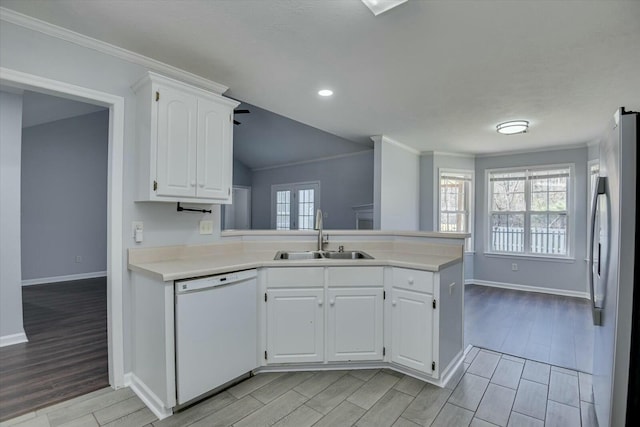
left=590, top=107, right=639, bottom=427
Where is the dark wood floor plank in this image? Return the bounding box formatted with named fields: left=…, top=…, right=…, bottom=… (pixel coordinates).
left=0, top=278, right=109, bottom=421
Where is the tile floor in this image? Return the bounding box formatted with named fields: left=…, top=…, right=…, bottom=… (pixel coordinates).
left=0, top=347, right=598, bottom=427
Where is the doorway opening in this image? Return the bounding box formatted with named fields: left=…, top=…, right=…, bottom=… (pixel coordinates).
left=0, top=68, right=125, bottom=421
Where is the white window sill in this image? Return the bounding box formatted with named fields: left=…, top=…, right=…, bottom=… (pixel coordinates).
left=483, top=252, right=576, bottom=263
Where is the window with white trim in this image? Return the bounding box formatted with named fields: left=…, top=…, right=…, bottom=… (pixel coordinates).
left=488, top=165, right=572, bottom=256
left=438, top=169, right=474, bottom=250
left=271, top=181, right=320, bottom=230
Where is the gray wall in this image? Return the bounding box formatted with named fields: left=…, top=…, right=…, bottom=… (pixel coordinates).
left=588, top=142, right=599, bottom=161
left=233, top=158, right=252, bottom=187
left=473, top=147, right=589, bottom=294
left=419, top=153, right=434, bottom=231
left=21, top=110, right=108, bottom=281
left=377, top=140, right=419, bottom=230
left=0, top=90, right=26, bottom=340
left=251, top=151, right=374, bottom=229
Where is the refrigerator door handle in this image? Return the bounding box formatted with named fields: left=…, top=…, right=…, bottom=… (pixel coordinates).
left=589, top=176, right=606, bottom=326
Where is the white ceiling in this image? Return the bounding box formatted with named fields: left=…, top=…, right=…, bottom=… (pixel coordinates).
left=21, top=91, right=106, bottom=128
left=3, top=0, right=639, bottom=154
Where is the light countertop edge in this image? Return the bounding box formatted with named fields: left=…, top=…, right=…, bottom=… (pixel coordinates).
left=128, top=253, right=463, bottom=282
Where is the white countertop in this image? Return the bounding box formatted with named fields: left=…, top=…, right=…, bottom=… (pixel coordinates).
left=128, top=237, right=465, bottom=282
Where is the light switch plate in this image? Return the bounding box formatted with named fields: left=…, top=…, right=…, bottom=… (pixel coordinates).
left=132, top=221, right=144, bottom=243
left=199, top=220, right=213, bottom=235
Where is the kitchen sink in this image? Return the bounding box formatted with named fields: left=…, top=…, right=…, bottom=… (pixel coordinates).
left=273, top=250, right=374, bottom=260
left=274, top=251, right=325, bottom=260
left=322, top=250, right=373, bottom=259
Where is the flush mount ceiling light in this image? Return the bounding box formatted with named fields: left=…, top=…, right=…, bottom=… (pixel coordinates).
left=318, top=89, right=333, bottom=97
left=496, top=120, right=529, bottom=135
left=361, top=0, right=408, bottom=16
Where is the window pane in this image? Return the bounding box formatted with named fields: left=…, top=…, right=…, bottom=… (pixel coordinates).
left=491, top=174, right=525, bottom=211
left=548, top=191, right=566, bottom=211
left=491, top=213, right=524, bottom=252
left=298, top=188, right=315, bottom=230
left=531, top=191, right=547, bottom=211
left=531, top=213, right=567, bottom=255
left=276, top=190, right=290, bottom=230
left=441, top=213, right=467, bottom=232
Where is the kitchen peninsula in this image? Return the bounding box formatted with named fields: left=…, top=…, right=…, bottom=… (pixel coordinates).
left=128, top=231, right=467, bottom=419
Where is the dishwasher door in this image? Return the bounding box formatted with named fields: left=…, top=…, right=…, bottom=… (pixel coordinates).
left=175, top=269, right=258, bottom=405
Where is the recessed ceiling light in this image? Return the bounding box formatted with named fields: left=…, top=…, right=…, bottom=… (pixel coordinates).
left=361, top=0, right=408, bottom=16
left=318, top=89, right=333, bottom=97
left=496, top=120, right=529, bottom=135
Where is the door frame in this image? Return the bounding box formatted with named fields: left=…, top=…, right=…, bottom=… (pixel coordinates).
left=0, top=67, right=126, bottom=388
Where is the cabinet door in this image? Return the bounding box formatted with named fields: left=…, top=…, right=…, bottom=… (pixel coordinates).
left=196, top=98, right=232, bottom=200
left=156, top=85, right=197, bottom=198
left=266, top=288, right=324, bottom=364
left=327, top=288, right=384, bottom=361
left=391, top=288, right=433, bottom=373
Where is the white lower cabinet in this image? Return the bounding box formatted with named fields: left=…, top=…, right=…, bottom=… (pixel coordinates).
left=327, top=287, right=384, bottom=362
left=391, top=287, right=434, bottom=373
left=266, top=288, right=324, bottom=363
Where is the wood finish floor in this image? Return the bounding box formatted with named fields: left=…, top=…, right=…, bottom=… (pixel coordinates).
left=464, top=284, right=594, bottom=373
left=0, top=279, right=109, bottom=422
left=0, top=347, right=597, bottom=427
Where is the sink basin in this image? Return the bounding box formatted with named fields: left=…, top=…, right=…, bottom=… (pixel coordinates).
left=322, top=250, right=374, bottom=259
left=273, top=250, right=374, bottom=260
left=274, top=251, right=324, bottom=260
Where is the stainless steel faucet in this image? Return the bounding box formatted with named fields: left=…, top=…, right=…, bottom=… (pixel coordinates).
left=315, top=209, right=327, bottom=251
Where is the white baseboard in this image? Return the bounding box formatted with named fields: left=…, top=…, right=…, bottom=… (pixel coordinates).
left=127, top=373, right=172, bottom=420
left=466, top=279, right=589, bottom=299
left=22, top=271, right=107, bottom=286
left=0, top=331, right=28, bottom=347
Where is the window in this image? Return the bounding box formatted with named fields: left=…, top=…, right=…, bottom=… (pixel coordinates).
left=438, top=169, right=474, bottom=250
left=271, top=181, right=320, bottom=230
left=488, top=165, right=572, bottom=257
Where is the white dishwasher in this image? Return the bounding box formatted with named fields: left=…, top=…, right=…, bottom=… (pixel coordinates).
left=175, top=269, right=257, bottom=405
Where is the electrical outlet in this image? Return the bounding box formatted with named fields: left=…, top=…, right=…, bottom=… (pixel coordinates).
left=512, top=263, right=518, bottom=271
left=75, top=256, right=82, bottom=263
left=199, top=220, right=213, bottom=235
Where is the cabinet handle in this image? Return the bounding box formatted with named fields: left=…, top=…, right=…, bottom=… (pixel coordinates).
left=330, top=299, right=335, bottom=306
left=190, top=180, right=196, bottom=187
left=392, top=300, right=397, bottom=306
left=318, top=299, right=323, bottom=306
left=408, top=277, right=414, bottom=285
left=198, top=182, right=204, bottom=188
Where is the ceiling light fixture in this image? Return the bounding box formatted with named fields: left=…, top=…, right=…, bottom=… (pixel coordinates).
left=496, top=120, right=529, bottom=135
left=361, top=0, right=408, bottom=16
left=318, top=89, right=333, bottom=97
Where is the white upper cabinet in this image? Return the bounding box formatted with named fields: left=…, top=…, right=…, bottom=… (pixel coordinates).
left=196, top=98, right=233, bottom=200
left=156, top=86, right=197, bottom=198
left=134, top=72, right=239, bottom=203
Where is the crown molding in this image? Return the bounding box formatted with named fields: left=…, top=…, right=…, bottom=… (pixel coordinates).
left=251, top=149, right=373, bottom=172
left=475, top=142, right=588, bottom=158
left=0, top=7, right=228, bottom=94
left=370, top=135, right=420, bottom=155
